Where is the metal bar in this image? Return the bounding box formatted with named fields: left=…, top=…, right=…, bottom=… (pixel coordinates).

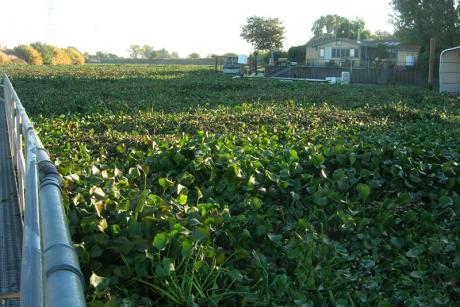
left=19, top=130, right=43, bottom=307
left=39, top=172, right=86, bottom=307
left=2, top=74, right=86, bottom=307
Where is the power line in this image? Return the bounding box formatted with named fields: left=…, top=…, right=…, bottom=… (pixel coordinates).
left=47, top=0, right=55, bottom=44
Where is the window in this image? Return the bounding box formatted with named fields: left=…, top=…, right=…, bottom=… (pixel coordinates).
left=320, top=48, right=325, bottom=58
left=405, top=55, right=415, bottom=66
left=350, top=49, right=359, bottom=58
left=331, top=48, right=356, bottom=58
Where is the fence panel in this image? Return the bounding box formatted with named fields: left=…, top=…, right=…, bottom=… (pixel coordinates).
left=3, top=74, right=86, bottom=307
left=266, top=65, right=427, bottom=86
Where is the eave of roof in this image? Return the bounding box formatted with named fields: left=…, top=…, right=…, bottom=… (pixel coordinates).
left=305, top=36, right=360, bottom=47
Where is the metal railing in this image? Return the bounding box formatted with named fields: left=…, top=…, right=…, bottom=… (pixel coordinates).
left=2, top=74, right=86, bottom=307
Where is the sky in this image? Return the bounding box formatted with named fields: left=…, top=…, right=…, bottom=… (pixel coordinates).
left=1, top=0, right=395, bottom=58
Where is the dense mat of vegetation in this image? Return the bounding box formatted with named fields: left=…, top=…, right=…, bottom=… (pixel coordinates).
left=3, top=65, right=460, bottom=306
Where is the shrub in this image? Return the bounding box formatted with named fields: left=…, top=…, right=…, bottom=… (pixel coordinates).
left=0, top=51, right=11, bottom=64
left=13, top=45, right=43, bottom=65
left=64, top=47, right=85, bottom=64
left=51, top=48, right=72, bottom=65
left=30, top=42, right=57, bottom=64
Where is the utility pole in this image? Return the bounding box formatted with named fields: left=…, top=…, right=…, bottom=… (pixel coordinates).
left=428, top=38, right=436, bottom=89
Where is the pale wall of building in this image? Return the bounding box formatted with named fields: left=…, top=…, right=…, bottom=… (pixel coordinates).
left=306, top=40, right=361, bottom=66
left=397, top=50, right=418, bottom=67
left=440, top=48, right=460, bottom=95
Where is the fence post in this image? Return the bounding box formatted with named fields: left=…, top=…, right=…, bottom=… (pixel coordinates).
left=428, top=38, right=436, bottom=89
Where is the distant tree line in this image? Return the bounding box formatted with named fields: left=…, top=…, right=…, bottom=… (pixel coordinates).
left=127, top=44, right=180, bottom=59
left=0, top=42, right=85, bottom=65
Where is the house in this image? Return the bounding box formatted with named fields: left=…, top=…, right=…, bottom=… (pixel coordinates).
left=305, top=35, right=420, bottom=69
left=360, top=39, right=420, bottom=68
left=305, top=36, right=361, bottom=67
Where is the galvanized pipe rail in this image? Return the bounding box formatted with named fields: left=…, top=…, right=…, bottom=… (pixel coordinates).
left=2, top=74, right=86, bottom=307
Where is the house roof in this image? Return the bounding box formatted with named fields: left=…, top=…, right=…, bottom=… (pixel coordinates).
left=306, top=36, right=421, bottom=51
left=398, top=44, right=421, bottom=52
left=361, top=39, right=400, bottom=47
left=361, top=39, right=420, bottom=51
left=305, top=35, right=359, bottom=47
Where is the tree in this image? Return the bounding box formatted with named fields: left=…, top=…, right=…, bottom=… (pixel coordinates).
left=288, top=45, right=306, bottom=63
left=223, top=52, right=238, bottom=58
left=13, top=45, right=43, bottom=65
left=0, top=50, right=11, bottom=64
left=141, top=45, right=155, bottom=59
left=241, top=16, right=285, bottom=52
left=391, top=0, right=460, bottom=72
left=170, top=52, right=180, bottom=59
left=30, top=42, right=56, bottom=64
left=241, top=16, right=285, bottom=70
left=373, top=30, right=394, bottom=40
left=51, top=48, right=71, bottom=64
left=187, top=52, right=200, bottom=59
left=311, top=15, right=348, bottom=37
left=64, top=47, right=85, bottom=64
left=128, top=44, right=142, bottom=59
left=157, top=48, right=170, bottom=59
left=311, top=15, right=371, bottom=40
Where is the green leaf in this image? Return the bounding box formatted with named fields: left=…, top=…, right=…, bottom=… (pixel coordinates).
left=158, top=178, right=174, bottom=190
left=335, top=298, right=348, bottom=307
left=438, top=195, right=453, bottom=208
left=290, top=149, right=299, bottom=161
left=116, top=144, right=125, bottom=154
left=111, top=236, right=134, bottom=254
left=406, top=245, right=424, bottom=258
left=177, top=194, right=187, bottom=205
left=152, top=232, right=169, bottom=250
left=434, top=296, right=450, bottom=305
left=396, top=193, right=411, bottom=205
left=181, top=240, right=193, bottom=257
left=356, top=183, right=371, bottom=200
left=267, top=233, right=282, bottom=243
left=216, top=247, right=225, bottom=264
left=191, top=227, right=210, bottom=242
left=390, top=236, right=404, bottom=249
left=249, top=197, right=262, bottom=209
left=409, top=271, right=425, bottom=279
left=195, top=186, right=203, bottom=202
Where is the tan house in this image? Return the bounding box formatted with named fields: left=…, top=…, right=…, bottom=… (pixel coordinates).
left=305, top=37, right=361, bottom=67
left=305, top=36, right=420, bottom=68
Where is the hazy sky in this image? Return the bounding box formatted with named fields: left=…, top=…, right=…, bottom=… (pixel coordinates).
left=2, top=0, right=395, bottom=57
